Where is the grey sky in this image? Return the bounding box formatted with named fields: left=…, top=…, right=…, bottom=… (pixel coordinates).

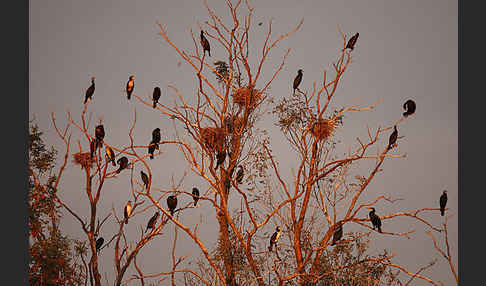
left=30, top=0, right=457, bottom=285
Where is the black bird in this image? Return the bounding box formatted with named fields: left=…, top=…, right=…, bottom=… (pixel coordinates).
left=215, top=150, right=226, bottom=169
left=331, top=224, right=343, bottom=246
left=140, top=171, right=149, bottom=189
left=84, top=77, right=95, bottom=104
left=148, top=143, right=156, bottom=160
left=116, top=157, right=129, bottom=174
left=124, top=200, right=132, bottom=224
left=293, top=69, right=303, bottom=94
left=126, top=75, right=135, bottom=100
left=90, top=139, right=96, bottom=159
left=440, top=190, right=448, bottom=216
left=387, top=125, right=398, bottom=151
left=192, top=187, right=200, bottom=206
left=95, top=237, right=104, bottom=252
left=268, top=226, right=282, bottom=251
left=200, top=30, right=211, bottom=57
left=345, top=32, right=359, bottom=51
left=95, top=124, right=105, bottom=148
left=152, top=87, right=161, bottom=108
left=403, top=99, right=416, bottom=117
left=235, top=165, right=244, bottom=184
left=151, top=128, right=161, bottom=150
left=105, top=146, right=116, bottom=166
left=368, top=207, right=382, bottom=233
left=145, top=211, right=160, bottom=233
left=167, top=195, right=178, bottom=216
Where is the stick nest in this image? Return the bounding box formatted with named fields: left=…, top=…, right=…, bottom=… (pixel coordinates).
left=309, top=118, right=335, bottom=141
left=200, top=127, right=226, bottom=152
left=72, top=152, right=96, bottom=169
left=232, top=86, right=262, bottom=109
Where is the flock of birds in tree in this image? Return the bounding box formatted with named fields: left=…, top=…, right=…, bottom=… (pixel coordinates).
left=83, top=31, right=448, bottom=253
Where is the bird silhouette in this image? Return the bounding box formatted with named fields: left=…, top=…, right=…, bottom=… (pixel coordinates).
left=84, top=77, right=95, bottom=104
left=192, top=187, right=200, bottom=206
left=440, top=190, right=448, bottom=216
left=116, top=157, right=129, bottom=174
left=124, top=200, right=132, bottom=224
left=293, top=69, right=303, bottom=94
left=140, top=171, right=149, bottom=189
left=387, top=125, right=398, bottom=151
left=151, top=128, right=161, bottom=150
left=95, top=125, right=105, bottom=148
left=331, top=224, right=343, bottom=246
left=145, top=211, right=160, bottom=233
left=403, top=99, right=416, bottom=117
left=126, top=75, right=135, bottom=100
left=148, top=143, right=156, bottom=160
left=368, top=207, right=382, bottom=233
left=200, top=30, right=211, bottom=57
left=152, top=87, right=161, bottom=108
left=167, top=195, right=178, bottom=216
left=345, top=32, right=359, bottom=51
left=95, top=237, right=104, bottom=252
left=268, top=226, right=282, bottom=251
left=235, top=165, right=244, bottom=184
left=105, top=146, right=116, bottom=166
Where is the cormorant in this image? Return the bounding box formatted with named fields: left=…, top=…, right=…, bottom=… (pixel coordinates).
left=95, top=237, right=104, bottom=252
left=84, top=77, right=95, bottom=104
left=368, top=207, right=382, bottom=233
left=331, top=224, right=343, bottom=246
left=116, top=157, right=129, bottom=174
left=200, top=30, right=211, bottom=57
left=440, top=190, right=448, bottom=216
left=167, top=195, right=178, bottom=216
left=403, top=99, right=416, bottom=117
left=235, top=165, right=244, bottom=184
left=145, top=211, right=160, bottom=233
left=95, top=124, right=105, bottom=148
left=192, top=187, right=200, bottom=206
left=345, top=33, right=359, bottom=51
left=151, top=128, right=161, bottom=150
left=215, top=150, right=226, bottom=169
left=387, top=125, right=398, bottom=151
left=90, top=139, right=96, bottom=159
left=148, top=143, right=156, bottom=160
left=124, top=200, right=132, bottom=224
left=152, top=87, right=161, bottom=108
left=140, top=171, right=149, bottom=189
left=268, top=226, right=282, bottom=251
left=105, top=146, right=116, bottom=166
left=293, top=69, right=303, bottom=94
left=126, top=75, right=135, bottom=100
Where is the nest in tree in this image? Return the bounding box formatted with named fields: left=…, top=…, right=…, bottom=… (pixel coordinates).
left=309, top=118, right=335, bottom=141
left=200, top=127, right=226, bottom=152
left=72, top=152, right=95, bottom=169
left=232, top=86, right=262, bottom=109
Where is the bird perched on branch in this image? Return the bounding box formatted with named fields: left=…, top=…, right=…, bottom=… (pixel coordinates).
left=192, top=187, right=200, bottom=206
left=331, top=224, right=343, bottom=246
left=293, top=69, right=303, bottom=94
left=345, top=32, right=359, bottom=51
left=151, top=128, right=161, bottom=150
left=387, top=125, right=398, bottom=151
left=140, top=171, right=149, bottom=189
left=200, top=30, right=211, bottom=57
left=95, top=237, right=104, bottom=252
left=403, top=99, right=416, bottom=117
left=95, top=125, right=105, bottom=148
left=235, top=165, right=244, bottom=184
left=124, top=200, right=132, bottom=224
left=148, top=143, right=156, bottom=160
left=116, top=157, right=129, bottom=174
left=215, top=150, right=226, bottom=169
left=368, top=207, right=382, bottom=233
left=105, top=146, right=116, bottom=166
left=126, top=75, right=135, bottom=100
left=167, top=195, right=178, bottom=216
left=84, top=77, right=95, bottom=104
left=268, top=226, right=282, bottom=251
left=152, top=86, right=161, bottom=108
left=440, top=190, right=448, bottom=216
left=145, top=211, right=160, bottom=233
left=90, top=139, right=96, bottom=159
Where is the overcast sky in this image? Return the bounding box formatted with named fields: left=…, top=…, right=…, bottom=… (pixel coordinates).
left=30, top=0, right=457, bottom=285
